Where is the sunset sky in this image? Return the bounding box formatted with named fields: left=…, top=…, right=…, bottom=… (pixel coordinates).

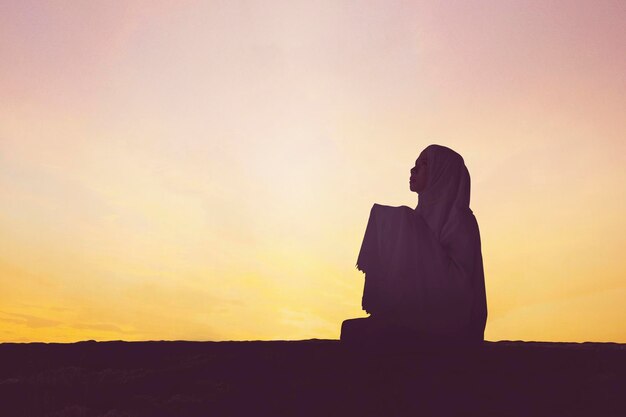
left=1, top=0, right=624, bottom=343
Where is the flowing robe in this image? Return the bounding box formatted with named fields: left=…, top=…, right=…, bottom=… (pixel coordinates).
left=356, top=203, right=487, bottom=343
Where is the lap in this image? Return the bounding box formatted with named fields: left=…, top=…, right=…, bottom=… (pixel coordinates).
left=341, top=316, right=420, bottom=345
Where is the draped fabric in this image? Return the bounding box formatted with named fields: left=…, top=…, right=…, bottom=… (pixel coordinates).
left=355, top=145, right=487, bottom=342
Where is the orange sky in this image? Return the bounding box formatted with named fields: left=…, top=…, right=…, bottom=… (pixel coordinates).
left=1, top=0, right=625, bottom=343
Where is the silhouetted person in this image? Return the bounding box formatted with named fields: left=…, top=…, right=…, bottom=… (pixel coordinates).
left=341, top=144, right=487, bottom=349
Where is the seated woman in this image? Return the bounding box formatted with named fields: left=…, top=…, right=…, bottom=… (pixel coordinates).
left=341, top=144, right=487, bottom=349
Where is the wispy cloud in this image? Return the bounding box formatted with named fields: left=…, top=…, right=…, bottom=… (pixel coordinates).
left=69, top=322, right=137, bottom=334
left=0, top=311, right=62, bottom=328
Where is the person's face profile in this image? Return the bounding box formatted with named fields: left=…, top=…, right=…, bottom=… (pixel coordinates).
left=409, top=154, right=428, bottom=193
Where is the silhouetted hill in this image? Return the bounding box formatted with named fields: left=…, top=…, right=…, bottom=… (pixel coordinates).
left=0, top=340, right=624, bottom=416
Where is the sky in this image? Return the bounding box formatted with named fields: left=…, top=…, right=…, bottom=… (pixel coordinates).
left=1, top=0, right=624, bottom=343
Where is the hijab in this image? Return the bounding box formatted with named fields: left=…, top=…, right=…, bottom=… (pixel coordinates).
left=415, top=144, right=473, bottom=245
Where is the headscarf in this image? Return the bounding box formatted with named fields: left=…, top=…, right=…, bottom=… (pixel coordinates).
left=415, top=144, right=473, bottom=245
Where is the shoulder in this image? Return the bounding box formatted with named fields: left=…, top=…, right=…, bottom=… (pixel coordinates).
left=370, top=203, right=412, bottom=213
left=442, top=207, right=480, bottom=247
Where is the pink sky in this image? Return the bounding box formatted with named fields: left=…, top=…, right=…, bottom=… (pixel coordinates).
left=1, top=1, right=625, bottom=342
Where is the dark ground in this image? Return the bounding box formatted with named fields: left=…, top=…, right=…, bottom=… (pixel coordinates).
left=0, top=339, right=624, bottom=417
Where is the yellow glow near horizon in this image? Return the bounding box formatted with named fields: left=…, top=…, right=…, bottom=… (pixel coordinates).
left=1, top=1, right=625, bottom=343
